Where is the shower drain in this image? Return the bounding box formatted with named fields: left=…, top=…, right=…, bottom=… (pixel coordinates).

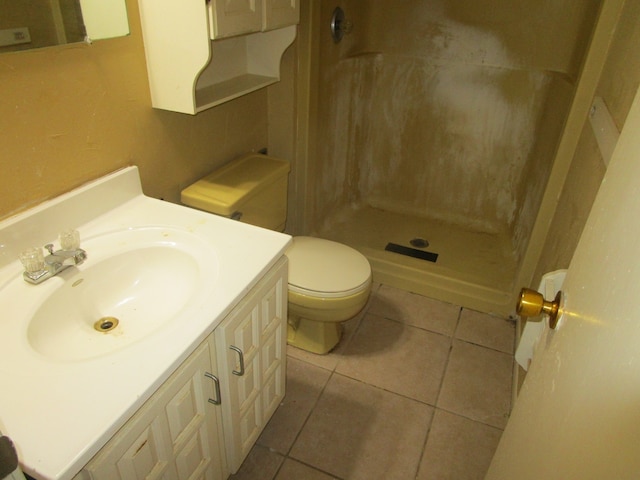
left=409, top=237, right=429, bottom=249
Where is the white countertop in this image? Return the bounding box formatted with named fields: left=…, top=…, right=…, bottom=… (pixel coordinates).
left=0, top=167, right=291, bottom=480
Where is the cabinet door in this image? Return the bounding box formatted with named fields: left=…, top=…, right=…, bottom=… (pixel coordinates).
left=215, top=258, right=287, bottom=473
left=263, top=0, right=299, bottom=30
left=208, top=0, right=263, bottom=39
left=82, top=340, right=227, bottom=480
left=167, top=339, right=227, bottom=480
left=259, top=278, right=287, bottom=421
left=224, top=301, right=264, bottom=459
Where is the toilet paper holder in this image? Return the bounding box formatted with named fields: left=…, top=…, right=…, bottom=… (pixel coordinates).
left=517, top=288, right=562, bottom=329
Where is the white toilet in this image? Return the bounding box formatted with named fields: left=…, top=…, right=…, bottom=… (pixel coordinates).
left=181, top=154, right=372, bottom=354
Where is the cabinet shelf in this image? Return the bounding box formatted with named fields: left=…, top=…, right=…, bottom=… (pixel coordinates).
left=194, top=26, right=297, bottom=112
left=195, top=74, right=278, bottom=111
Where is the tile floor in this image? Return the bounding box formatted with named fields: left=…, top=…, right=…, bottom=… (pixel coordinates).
left=230, top=284, right=516, bottom=480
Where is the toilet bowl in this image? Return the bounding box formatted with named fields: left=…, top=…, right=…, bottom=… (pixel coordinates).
left=181, top=154, right=372, bottom=354
left=286, top=236, right=371, bottom=353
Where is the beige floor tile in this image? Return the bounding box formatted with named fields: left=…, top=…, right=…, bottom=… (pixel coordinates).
left=437, top=340, right=512, bottom=429
left=286, top=309, right=365, bottom=371
left=455, top=309, right=516, bottom=354
left=368, top=285, right=460, bottom=335
left=229, top=444, right=284, bottom=480
left=275, top=459, right=339, bottom=480
left=290, top=374, right=433, bottom=480
left=258, top=357, right=332, bottom=454
left=416, top=409, right=503, bottom=480
left=336, top=314, right=451, bottom=404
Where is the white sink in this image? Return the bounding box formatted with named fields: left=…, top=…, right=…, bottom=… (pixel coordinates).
left=24, top=227, right=218, bottom=362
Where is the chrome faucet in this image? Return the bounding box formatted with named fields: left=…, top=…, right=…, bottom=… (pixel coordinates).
left=19, top=230, right=87, bottom=284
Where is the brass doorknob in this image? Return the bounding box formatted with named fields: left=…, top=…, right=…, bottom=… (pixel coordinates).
left=517, top=288, right=562, bottom=329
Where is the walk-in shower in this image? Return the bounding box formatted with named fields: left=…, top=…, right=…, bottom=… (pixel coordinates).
left=301, top=1, right=602, bottom=315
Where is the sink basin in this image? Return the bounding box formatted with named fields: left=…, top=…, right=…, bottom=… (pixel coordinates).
left=19, top=227, right=218, bottom=362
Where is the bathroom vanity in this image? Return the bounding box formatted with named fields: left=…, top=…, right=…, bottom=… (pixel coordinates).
left=0, top=167, right=291, bottom=479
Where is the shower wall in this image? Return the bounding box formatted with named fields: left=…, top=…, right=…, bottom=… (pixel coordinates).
left=311, top=0, right=601, bottom=259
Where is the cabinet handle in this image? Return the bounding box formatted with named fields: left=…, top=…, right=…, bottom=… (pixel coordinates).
left=229, top=345, right=245, bottom=376
left=204, top=372, right=221, bottom=405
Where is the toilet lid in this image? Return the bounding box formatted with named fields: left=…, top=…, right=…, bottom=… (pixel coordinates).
left=286, top=237, right=371, bottom=297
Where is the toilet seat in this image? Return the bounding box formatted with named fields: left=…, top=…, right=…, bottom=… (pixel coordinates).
left=286, top=236, right=371, bottom=298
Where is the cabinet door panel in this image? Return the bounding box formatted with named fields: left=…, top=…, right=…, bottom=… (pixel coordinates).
left=261, top=326, right=281, bottom=380
left=224, top=0, right=257, bottom=14
left=261, top=320, right=285, bottom=420
left=239, top=400, right=261, bottom=453
left=263, top=0, right=299, bottom=30
left=231, top=309, right=259, bottom=365
left=209, top=0, right=263, bottom=38
left=174, top=429, right=210, bottom=480
left=262, top=364, right=283, bottom=420
left=260, top=282, right=283, bottom=335
left=235, top=356, right=261, bottom=411
left=116, top=421, right=170, bottom=480
left=166, top=378, right=203, bottom=445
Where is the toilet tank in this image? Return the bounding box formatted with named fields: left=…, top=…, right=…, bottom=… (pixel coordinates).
left=181, top=154, right=291, bottom=231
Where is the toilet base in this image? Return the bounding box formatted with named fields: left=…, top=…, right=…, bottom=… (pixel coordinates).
left=287, top=315, right=343, bottom=354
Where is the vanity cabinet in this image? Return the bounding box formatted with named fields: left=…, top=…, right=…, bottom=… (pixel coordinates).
left=77, top=258, right=287, bottom=479
left=137, top=0, right=299, bottom=114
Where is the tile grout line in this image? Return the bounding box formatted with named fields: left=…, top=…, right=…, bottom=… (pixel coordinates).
left=261, top=365, right=335, bottom=479
left=270, top=292, right=377, bottom=480
left=434, top=306, right=463, bottom=406
left=411, top=305, right=463, bottom=479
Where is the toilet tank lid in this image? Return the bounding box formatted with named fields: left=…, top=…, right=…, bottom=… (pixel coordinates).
left=180, top=154, right=290, bottom=215
left=286, top=237, right=371, bottom=294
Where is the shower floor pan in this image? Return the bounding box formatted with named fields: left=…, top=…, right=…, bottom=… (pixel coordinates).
left=315, top=206, right=517, bottom=316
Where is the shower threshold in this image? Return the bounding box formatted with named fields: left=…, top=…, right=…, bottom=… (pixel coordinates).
left=315, top=205, right=517, bottom=316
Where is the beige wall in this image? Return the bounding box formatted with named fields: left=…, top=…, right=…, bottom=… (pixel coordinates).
left=0, top=0, right=270, bottom=221
left=531, top=0, right=640, bottom=286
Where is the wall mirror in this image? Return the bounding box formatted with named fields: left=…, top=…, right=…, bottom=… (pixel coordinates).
left=0, top=0, right=129, bottom=53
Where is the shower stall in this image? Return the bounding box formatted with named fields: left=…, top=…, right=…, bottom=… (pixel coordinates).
left=295, top=0, right=604, bottom=315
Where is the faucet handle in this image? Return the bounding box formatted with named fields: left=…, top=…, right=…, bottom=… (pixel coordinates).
left=19, top=247, right=45, bottom=274
left=59, top=229, right=81, bottom=251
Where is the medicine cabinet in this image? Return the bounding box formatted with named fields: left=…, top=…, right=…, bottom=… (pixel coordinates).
left=137, top=0, right=299, bottom=114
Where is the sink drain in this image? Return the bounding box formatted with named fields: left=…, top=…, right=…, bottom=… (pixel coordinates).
left=94, top=316, right=119, bottom=333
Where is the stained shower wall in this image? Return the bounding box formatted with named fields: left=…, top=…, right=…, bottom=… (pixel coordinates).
left=312, top=0, right=601, bottom=259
